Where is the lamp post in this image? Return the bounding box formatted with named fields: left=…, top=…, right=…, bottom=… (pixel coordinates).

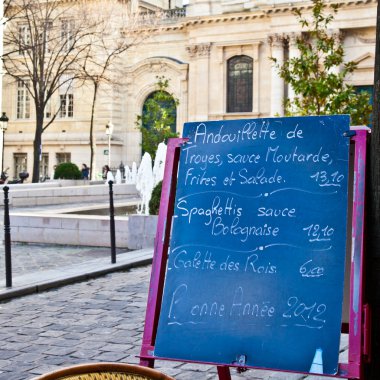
left=105, top=121, right=114, bottom=168
left=0, top=112, right=8, bottom=174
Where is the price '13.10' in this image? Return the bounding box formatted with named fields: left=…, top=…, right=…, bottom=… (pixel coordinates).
left=310, top=171, right=344, bottom=187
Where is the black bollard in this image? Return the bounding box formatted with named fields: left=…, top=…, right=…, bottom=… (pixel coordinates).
left=108, top=180, right=116, bottom=264
left=3, top=186, right=12, bottom=287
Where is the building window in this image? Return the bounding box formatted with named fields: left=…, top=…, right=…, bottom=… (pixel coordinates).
left=56, top=152, right=71, bottom=164
left=43, top=21, right=53, bottom=54
left=14, top=153, right=27, bottom=179
left=61, top=19, right=75, bottom=51
left=18, top=24, right=30, bottom=54
left=59, top=74, right=74, bottom=118
left=45, top=97, right=52, bottom=118
left=354, top=85, right=373, bottom=127
left=141, top=89, right=177, bottom=156
left=142, top=91, right=177, bottom=133
left=227, top=55, right=253, bottom=113
left=39, top=153, right=49, bottom=179
left=59, top=93, right=73, bottom=118
left=17, top=80, right=30, bottom=119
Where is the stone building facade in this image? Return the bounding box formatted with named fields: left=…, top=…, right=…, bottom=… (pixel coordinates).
left=2, top=0, right=376, bottom=180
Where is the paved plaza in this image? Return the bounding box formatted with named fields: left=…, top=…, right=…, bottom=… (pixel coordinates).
left=0, top=243, right=124, bottom=279
left=0, top=249, right=348, bottom=380
left=0, top=204, right=349, bottom=380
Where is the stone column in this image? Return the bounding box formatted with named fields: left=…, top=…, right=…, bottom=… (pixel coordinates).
left=269, top=34, right=285, bottom=116
left=252, top=42, right=262, bottom=114
left=287, top=33, right=300, bottom=105
left=186, top=43, right=211, bottom=121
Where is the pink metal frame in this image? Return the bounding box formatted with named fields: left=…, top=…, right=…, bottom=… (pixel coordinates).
left=140, top=138, right=186, bottom=368
left=338, top=127, right=370, bottom=379
left=140, top=129, right=370, bottom=380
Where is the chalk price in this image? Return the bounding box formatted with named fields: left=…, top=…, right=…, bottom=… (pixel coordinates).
left=299, top=259, right=324, bottom=278
left=310, top=170, right=344, bottom=187
left=303, top=224, right=334, bottom=242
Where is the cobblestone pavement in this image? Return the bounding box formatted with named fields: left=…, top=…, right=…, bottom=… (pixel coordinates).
left=0, top=202, right=125, bottom=283
left=0, top=265, right=348, bottom=380
left=0, top=243, right=125, bottom=282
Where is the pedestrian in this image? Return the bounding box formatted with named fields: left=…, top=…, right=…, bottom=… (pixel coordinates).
left=103, top=165, right=114, bottom=183
left=81, top=163, right=89, bottom=180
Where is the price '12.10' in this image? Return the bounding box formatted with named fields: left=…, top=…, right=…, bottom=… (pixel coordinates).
left=303, top=224, right=334, bottom=243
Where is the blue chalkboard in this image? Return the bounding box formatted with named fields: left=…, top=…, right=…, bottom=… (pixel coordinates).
left=155, top=115, right=350, bottom=375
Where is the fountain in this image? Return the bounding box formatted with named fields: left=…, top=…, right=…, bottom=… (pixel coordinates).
left=124, top=162, right=138, bottom=184
left=136, top=152, right=154, bottom=215
left=8, top=142, right=168, bottom=249
left=134, top=142, right=168, bottom=215
left=124, top=165, right=132, bottom=183
left=152, top=142, right=167, bottom=187
left=131, top=162, right=137, bottom=183
left=115, top=169, right=122, bottom=184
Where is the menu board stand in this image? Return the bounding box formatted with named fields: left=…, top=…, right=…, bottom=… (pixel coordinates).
left=139, top=124, right=370, bottom=380
left=140, top=138, right=186, bottom=369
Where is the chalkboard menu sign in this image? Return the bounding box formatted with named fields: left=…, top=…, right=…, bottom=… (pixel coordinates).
left=155, top=115, right=350, bottom=375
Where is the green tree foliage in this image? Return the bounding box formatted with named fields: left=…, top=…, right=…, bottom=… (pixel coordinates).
left=136, top=76, right=179, bottom=160
left=149, top=180, right=162, bottom=215
left=271, top=0, right=372, bottom=126
left=54, top=162, right=82, bottom=180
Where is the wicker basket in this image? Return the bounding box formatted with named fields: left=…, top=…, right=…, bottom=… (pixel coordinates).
left=31, top=363, right=175, bottom=380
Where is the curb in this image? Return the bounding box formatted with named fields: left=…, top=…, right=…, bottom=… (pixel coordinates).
left=0, top=253, right=153, bottom=302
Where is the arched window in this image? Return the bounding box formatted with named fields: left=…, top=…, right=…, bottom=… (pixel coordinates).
left=227, top=55, right=253, bottom=113
left=142, top=90, right=177, bottom=133
left=140, top=89, right=177, bottom=157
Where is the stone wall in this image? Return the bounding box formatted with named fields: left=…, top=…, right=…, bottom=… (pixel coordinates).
left=6, top=183, right=138, bottom=207
left=9, top=213, right=158, bottom=249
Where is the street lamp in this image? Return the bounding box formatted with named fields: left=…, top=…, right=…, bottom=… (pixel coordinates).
left=0, top=112, right=9, bottom=174
left=105, top=121, right=114, bottom=168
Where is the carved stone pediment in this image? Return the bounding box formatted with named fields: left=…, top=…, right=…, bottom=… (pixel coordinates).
left=186, top=43, right=212, bottom=58
left=354, top=52, right=375, bottom=69
left=148, top=63, right=167, bottom=73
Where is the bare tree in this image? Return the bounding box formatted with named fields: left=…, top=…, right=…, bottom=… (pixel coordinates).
left=3, top=0, right=29, bottom=24
left=80, top=5, right=162, bottom=179
left=3, top=0, right=99, bottom=182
